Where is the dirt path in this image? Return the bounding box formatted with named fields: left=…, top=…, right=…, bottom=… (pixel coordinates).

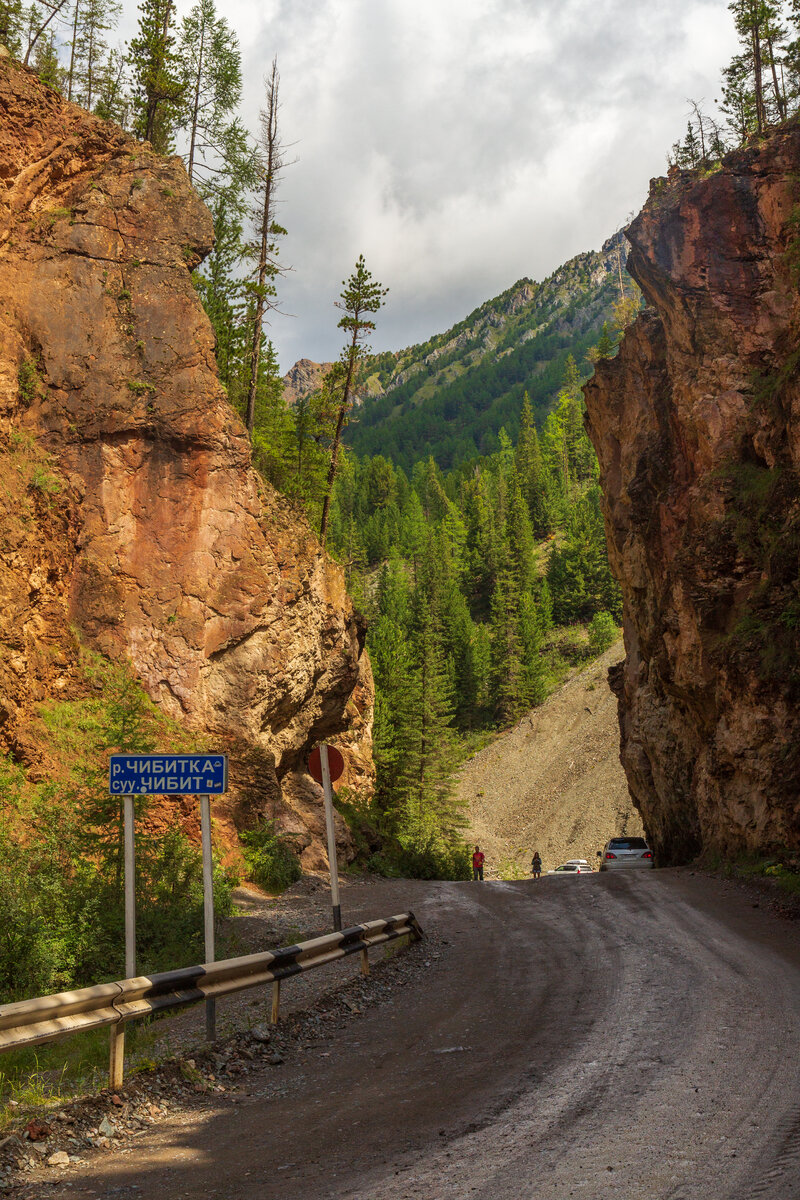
left=459, top=641, right=643, bottom=875
left=34, top=872, right=800, bottom=1200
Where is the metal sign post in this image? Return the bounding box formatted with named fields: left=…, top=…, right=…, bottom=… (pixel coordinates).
left=319, top=745, right=342, bottom=932
left=108, top=754, right=229, bottom=1059
left=110, top=794, right=136, bottom=1090
left=200, top=794, right=216, bottom=1042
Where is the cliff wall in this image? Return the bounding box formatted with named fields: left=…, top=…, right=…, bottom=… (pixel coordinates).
left=0, top=60, right=373, bottom=868
left=585, top=126, right=800, bottom=862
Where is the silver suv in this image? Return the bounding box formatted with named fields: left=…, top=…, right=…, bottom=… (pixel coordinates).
left=598, top=837, right=654, bottom=871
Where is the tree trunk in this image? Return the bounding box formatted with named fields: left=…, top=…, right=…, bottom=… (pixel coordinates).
left=67, top=0, right=79, bottom=100
left=766, top=32, right=786, bottom=120
left=24, top=0, right=69, bottom=65
left=751, top=6, right=765, bottom=133
left=244, top=60, right=280, bottom=437
left=319, top=332, right=358, bottom=546
left=187, top=16, right=205, bottom=182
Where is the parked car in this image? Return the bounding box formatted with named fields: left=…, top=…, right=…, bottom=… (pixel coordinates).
left=598, top=837, right=654, bottom=871
left=548, top=860, right=592, bottom=874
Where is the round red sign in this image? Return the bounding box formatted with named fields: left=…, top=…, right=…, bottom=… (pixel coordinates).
left=308, top=745, right=345, bottom=785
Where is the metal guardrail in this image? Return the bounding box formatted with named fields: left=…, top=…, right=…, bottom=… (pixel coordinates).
left=0, top=911, right=423, bottom=1086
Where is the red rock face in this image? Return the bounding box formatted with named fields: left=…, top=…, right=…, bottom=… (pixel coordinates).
left=0, top=61, right=372, bottom=865
left=585, top=128, right=800, bottom=862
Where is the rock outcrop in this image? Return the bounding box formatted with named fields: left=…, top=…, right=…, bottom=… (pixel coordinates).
left=281, top=358, right=334, bottom=407
left=0, top=60, right=373, bottom=867
left=585, top=127, right=800, bottom=862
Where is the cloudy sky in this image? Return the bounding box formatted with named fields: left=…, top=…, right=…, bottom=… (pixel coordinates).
left=168, top=0, right=739, bottom=370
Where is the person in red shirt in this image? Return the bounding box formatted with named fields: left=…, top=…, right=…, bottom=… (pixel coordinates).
left=472, top=845, right=485, bottom=881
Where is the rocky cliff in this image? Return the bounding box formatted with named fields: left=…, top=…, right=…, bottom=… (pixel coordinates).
left=281, top=358, right=334, bottom=407
left=585, top=128, right=800, bottom=862
left=0, top=60, right=373, bottom=869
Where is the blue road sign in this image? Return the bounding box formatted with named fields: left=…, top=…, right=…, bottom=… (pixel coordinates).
left=109, top=754, right=228, bottom=795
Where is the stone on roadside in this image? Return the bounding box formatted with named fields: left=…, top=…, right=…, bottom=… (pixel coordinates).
left=47, top=1151, right=70, bottom=1168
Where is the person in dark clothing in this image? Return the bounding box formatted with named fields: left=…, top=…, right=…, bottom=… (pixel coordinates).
left=531, top=851, right=542, bottom=879
left=472, top=845, right=485, bottom=881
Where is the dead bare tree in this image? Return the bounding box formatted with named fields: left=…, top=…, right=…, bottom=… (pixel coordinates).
left=244, top=57, right=288, bottom=438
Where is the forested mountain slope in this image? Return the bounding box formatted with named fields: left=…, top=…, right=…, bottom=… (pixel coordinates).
left=343, top=233, right=629, bottom=470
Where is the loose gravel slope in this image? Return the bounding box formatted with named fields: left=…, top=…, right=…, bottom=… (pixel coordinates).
left=459, top=641, right=644, bottom=874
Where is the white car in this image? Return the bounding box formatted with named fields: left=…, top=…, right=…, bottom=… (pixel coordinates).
left=548, top=860, right=592, bottom=874
left=598, top=837, right=654, bottom=871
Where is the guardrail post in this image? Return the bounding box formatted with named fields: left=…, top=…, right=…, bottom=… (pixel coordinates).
left=270, top=980, right=280, bottom=1024
left=109, top=1022, right=125, bottom=1090
left=360, top=947, right=370, bottom=977
left=200, top=795, right=216, bottom=1042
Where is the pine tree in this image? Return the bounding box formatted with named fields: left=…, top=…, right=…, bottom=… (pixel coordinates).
left=66, top=0, right=121, bottom=109
left=178, top=0, right=247, bottom=189
left=250, top=339, right=296, bottom=492
left=506, top=472, right=536, bottom=593
left=22, top=0, right=69, bottom=69
left=93, top=45, right=131, bottom=126
left=515, top=391, right=552, bottom=537
left=30, top=24, right=61, bottom=86
left=400, top=600, right=463, bottom=849
left=721, top=0, right=788, bottom=139
left=546, top=486, right=621, bottom=624
left=489, top=568, right=525, bottom=723
left=129, top=0, right=184, bottom=153
left=193, top=185, right=248, bottom=390
left=0, top=0, right=24, bottom=54
left=319, top=256, right=387, bottom=545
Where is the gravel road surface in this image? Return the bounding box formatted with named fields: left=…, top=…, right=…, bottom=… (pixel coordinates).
left=34, top=871, right=800, bottom=1200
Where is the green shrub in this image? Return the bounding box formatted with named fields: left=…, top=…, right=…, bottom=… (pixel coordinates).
left=17, top=360, right=43, bottom=405
left=391, top=836, right=472, bottom=881
left=240, top=821, right=302, bottom=893
left=0, top=803, right=237, bottom=999
left=588, top=610, right=618, bottom=654
left=29, top=463, right=61, bottom=494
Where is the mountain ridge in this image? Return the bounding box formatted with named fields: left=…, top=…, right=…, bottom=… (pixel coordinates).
left=282, top=232, right=630, bottom=471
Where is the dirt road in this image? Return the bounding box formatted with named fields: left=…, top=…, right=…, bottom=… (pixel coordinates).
left=39, top=872, right=800, bottom=1200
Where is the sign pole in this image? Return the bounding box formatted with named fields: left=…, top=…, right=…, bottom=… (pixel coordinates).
left=319, top=744, right=342, bottom=932
left=124, top=794, right=136, bottom=978
left=110, top=794, right=136, bottom=1089
left=200, top=794, right=216, bottom=1042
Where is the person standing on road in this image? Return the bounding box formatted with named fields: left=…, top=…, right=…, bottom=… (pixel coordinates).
left=472, top=845, right=485, bottom=881
left=531, top=851, right=542, bottom=879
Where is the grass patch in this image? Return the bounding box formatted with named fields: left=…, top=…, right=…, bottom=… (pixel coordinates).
left=727, top=853, right=800, bottom=895
left=29, top=463, right=61, bottom=495
left=0, top=1021, right=164, bottom=1129
left=126, top=379, right=156, bottom=395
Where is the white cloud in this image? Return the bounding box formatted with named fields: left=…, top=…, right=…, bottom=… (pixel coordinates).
left=170, top=0, right=740, bottom=368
